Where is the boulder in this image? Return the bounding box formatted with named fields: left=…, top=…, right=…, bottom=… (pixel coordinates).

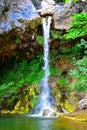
left=50, top=112, right=57, bottom=116
left=42, top=108, right=57, bottom=116
left=78, top=95, right=87, bottom=110
left=0, top=0, right=42, bottom=59
left=43, top=109, right=51, bottom=116
left=53, top=2, right=87, bottom=30
left=41, top=0, right=56, bottom=15
left=0, top=0, right=40, bottom=34
left=53, top=4, right=75, bottom=30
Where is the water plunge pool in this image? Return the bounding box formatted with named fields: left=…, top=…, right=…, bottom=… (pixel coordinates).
left=0, top=116, right=87, bottom=130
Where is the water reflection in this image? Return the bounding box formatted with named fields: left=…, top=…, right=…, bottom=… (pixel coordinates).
left=0, top=116, right=87, bottom=130
left=37, top=118, right=53, bottom=130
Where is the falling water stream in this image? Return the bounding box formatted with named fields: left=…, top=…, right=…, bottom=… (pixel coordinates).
left=39, top=16, right=53, bottom=114
left=32, top=16, right=55, bottom=116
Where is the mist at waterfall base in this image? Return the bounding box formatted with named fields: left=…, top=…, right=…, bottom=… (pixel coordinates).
left=30, top=17, right=55, bottom=116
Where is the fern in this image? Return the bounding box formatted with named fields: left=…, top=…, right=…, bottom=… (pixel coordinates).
left=65, top=13, right=87, bottom=39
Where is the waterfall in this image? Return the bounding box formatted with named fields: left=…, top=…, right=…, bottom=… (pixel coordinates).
left=32, top=16, right=54, bottom=116
left=39, top=16, right=53, bottom=113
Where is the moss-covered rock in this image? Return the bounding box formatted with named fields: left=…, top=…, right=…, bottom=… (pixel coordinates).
left=61, top=109, right=87, bottom=122
left=54, top=84, right=78, bottom=112
left=0, top=83, right=41, bottom=115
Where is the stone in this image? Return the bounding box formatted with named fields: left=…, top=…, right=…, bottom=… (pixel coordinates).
left=78, top=95, right=87, bottom=110
left=42, top=108, right=57, bottom=116
left=49, top=76, right=58, bottom=88
left=0, top=0, right=40, bottom=34
left=43, top=109, right=51, bottom=116
left=53, top=4, right=75, bottom=30
left=41, top=0, right=56, bottom=15
left=32, top=0, right=41, bottom=10
left=0, top=0, right=42, bottom=58
left=53, top=2, right=87, bottom=30
left=50, top=112, right=57, bottom=116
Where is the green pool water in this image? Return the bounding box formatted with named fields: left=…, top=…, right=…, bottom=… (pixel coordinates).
left=0, top=116, right=87, bottom=130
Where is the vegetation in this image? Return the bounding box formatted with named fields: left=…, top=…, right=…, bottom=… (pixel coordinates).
left=0, top=55, right=44, bottom=96
left=65, top=12, right=87, bottom=91
left=14, top=38, right=21, bottom=44
left=70, top=56, right=87, bottom=91
left=68, top=39, right=87, bottom=91
left=65, top=0, right=80, bottom=4
left=0, top=4, right=87, bottom=115
left=65, top=13, right=87, bottom=39
left=0, top=52, right=60, bottom=113
left=0, top=55, right=44, bottom=112
left=36, top=35, right=44, bottom=44
left=50, top=30, right=63, bottom=40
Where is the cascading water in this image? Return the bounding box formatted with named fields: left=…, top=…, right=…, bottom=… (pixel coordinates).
left=39, top=16, right=53, bottom=114
left=32, top=16, right=55, bottom=116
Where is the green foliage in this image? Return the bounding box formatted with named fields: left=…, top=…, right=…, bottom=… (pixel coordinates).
left=50, top=50, right=59, bottom=63
left=50, top=65, right=61, bottom=77
left=0, top=82, right=15, bottom=96
left=70, top=56, right=87, bottom=91
left=36, top=35, right=44, bottom=44
left=54, top=0, right=64, bottom=3
left=65, top=13, right=87, bottom=39
left=14, top=38, right=21, bottom=44
left=64, top=0, right=79, bottom=3
left=50, top=30, right=63, bottom=39
left=18, top=19, right=24, bottom=23
left=49, top=50, right=61, bottom=77
left=57, top=76, right=69, bottom=87
left=19, top=60, right=28, bottom=72
left=69, top=39, right=87, bottom=58
left=0, top=54, right=44, bottom=96
left=75, top=39, right=87, bottom=56
left=64, top=0, right=69, bottom=3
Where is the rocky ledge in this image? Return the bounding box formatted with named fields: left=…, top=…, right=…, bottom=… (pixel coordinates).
left=0, top=0, right=87, bottom=61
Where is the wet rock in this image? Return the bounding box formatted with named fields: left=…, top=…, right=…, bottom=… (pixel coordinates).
left=43, top=109, right=51, bottom=116
left=57, top=105, right=64, bottom=113
left=78, top=95, right=87, bottom=110
left=53, top=2, right=87, bottom=30
left=49, top=76, right=58, bottom=88
left=50, top=112, right=57, bottom=116
left=55, top=57, right=70, bottom=74
left=72, top=2, right=87, bottom=13
left=32, top=0, right=41, bottom=10
left=0, top=43, right=17, bottom=56
left=41, top=0, right=56, bottom=15
left=0, top=0, right=40, bottom=34
left=43, top=108, right=57, bottom=116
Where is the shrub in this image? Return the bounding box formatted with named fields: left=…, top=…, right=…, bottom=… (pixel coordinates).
left=65, top=12, right=87, bottom=39
left=0, top=55, right=44, bottom=96
left=70, top=56, right=87, bottom=91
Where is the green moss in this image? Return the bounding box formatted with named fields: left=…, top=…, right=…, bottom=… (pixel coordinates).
left=26, top=18, right=41, bottom=30
left=50, top=30, right=63, bottom=40
left=13, top=84, right=40, bottom=114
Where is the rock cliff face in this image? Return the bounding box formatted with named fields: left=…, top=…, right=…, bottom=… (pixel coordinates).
left=41, top=0, right=55, bottom=15
left=0, top=0, right=87, bottom=63
left=0, top=0, right=42, bottom=62
left=53, top=2, right=87, bottom=30
left=0, top=0, right=40, bottom=34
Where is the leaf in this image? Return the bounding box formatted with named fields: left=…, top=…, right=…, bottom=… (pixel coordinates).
left=14, top=38, right=21, bottom=44
left=50, top=30, right=62, bottom=39
left=36, top=35, right=44, bottom=44
left=65, top=12, right=87, bottom=39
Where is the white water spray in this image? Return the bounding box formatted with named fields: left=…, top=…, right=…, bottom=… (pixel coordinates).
left=39, top=16, right=53, bottom=113
left=32, top=16, right=54, bottom=116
